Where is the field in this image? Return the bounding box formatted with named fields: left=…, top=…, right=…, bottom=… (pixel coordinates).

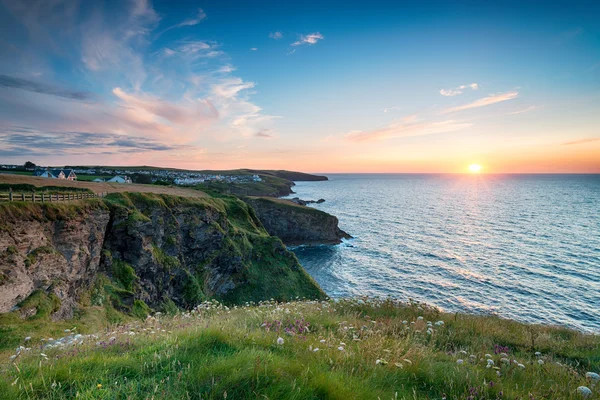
left=1, top=298, right=598, bottom=399
left=0, top=173, right=208, bottom=198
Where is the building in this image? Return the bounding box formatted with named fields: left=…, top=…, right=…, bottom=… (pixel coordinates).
left=92, top=178, right=104, bottom=183
left=33, top=169, right=77, bottom=180
left=107, top=176, right=132, bottom=184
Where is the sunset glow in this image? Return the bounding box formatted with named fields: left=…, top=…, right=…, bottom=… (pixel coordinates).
left=0, top=2, right=598, bottom=173
left=468, top=164, right=483, bottom=173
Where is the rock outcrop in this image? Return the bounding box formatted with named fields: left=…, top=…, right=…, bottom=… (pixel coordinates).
left=0, top=201, right=110, bottom=318
left=0, top=193, right=325, bottom=319
left=243, top=197, right=351, bottom=246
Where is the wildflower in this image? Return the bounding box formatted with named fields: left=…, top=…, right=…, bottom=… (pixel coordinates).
left=337, top=346, right=345, bottom=351
left=24, top=337, right=31, bottom=342
left=485, top=354, right=492, bottom=359
left=320, top=339, right=326, bottom=343
left=9, top=355, right=16, bottom=361
left=394, top=363, right=403, bottom=368
left=500, top=358, right=510, bottom=364
left=402, top=320, right=408, bottom=324
left=576, top=386, right=592, bottom=398
left=313, top=348, right=319, bottom=352
left=277, top=337, right=284, bottom=345
left=403, top=359, right=412, bottom=365
left=459, top=350, right=467, bottom=355
left=435, top=320, right=444, bottom=326
left=518, top=363, right=525, bottom=369
left=456, top=359, right=464, bottom=365
left=537, top=359, right=544, bottom=365
left=534, top=351, right=542, bottom=357
left=97, top=384, right=102, bottom=389
left=486, top=359, right=494, bottom=368
left=417, top=316, right=424, bottom=321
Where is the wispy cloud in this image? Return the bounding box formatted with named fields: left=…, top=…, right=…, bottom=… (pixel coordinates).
left=269, top=32, right=283, bottom=40
left=382, top=106, right=402, bottom=113
left=177, top=8, right=206, bottom=27
left=346, top=116, right=472, bottom=142
left=0, top=126, right=188, bottom=157
left=562, top=137, right=600, bottom=146
left=509, top=105, right=537, bottom=115
left=440, top=83, right=479, bottom=97
left=0, top=75, right=93, bottom=101
left=255, top=129, right=276, bottom=139
left=250, top=47, right=258, bottom=51
left=443, top=91, right=519, bottom=113
left=291, top=33, right=324, bottom=46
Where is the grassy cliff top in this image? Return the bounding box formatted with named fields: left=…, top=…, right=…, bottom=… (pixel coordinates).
left=1, top=297, right=598, bottom=399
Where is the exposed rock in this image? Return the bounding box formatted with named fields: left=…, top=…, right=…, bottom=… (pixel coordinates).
left=0, top=201, right=110, bottom=318
left=290, top=197, right=326, bottom=206
left=244, top=197, right=351, bottom=246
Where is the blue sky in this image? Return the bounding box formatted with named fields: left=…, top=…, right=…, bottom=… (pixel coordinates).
left=0, top=0, right=599, bottom=172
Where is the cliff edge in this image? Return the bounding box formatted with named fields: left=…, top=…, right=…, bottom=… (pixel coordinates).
left=0, top=193, right=325, bottom=320
left=244, top=197, right=351, bottom=246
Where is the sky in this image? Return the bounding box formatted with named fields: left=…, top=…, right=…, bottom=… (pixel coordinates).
left=0, top=0, right=599, bottom=173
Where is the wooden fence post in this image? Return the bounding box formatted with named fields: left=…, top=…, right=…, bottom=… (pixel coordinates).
left=21, top=193, right=25, bottom=201
left=41, top=193, right=44, bottom=203
left=9, top=188, right=12, bottom=202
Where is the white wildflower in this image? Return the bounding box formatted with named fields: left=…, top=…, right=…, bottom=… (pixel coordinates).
left=456, top=359, right=464, bottom=365
left=518, top=363, right=525, bottom=369
left=535, top=351, right=542, bottom=357
left=586, top=372, right=600, bottom=382
left=338, top=346, right=345, bottom=351
left=576, top=386, right=592, bottom=398
left=537, top=359, right=544, bottom=365
left=277, top=337, right=284, bottom=345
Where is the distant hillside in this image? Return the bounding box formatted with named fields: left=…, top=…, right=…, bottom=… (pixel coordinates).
left=62, top=166, right=329, bottom=182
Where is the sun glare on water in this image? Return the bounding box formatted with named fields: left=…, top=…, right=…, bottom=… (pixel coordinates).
left=468, top=164, right=482, bottom=173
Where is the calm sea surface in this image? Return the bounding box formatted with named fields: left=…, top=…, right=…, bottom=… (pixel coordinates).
left=286, top=174, right=600, bottom=332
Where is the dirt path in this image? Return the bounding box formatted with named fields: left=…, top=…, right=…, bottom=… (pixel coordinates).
left=0, top=173, right=208, bottom=198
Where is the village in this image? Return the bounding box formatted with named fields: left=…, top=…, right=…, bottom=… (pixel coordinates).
left=0, top=164, right=262, bottom=186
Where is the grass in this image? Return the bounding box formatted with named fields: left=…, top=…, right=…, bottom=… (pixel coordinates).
left=0, top=298, right=598, bottom=399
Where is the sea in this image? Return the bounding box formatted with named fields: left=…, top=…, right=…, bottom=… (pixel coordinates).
left=285, top=174, right=600, bottom=332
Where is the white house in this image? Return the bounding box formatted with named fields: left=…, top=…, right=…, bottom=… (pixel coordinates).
left=108, top=176, right=132, bottom=184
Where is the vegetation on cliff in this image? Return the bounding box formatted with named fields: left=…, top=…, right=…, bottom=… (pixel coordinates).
left=244, top=197, right=351, bottom=245
left=1, top=297, right=598, bottom=399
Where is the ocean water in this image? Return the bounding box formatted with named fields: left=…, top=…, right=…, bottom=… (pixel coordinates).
left=286, top=174, right=600, bottom=332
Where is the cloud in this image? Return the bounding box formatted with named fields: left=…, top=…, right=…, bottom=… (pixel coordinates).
left=346, top=116, right=472, bottom=142
left=269, top=32, right=283, bottom=39
left=291, top=32, right=324, bottom=46
left=383, top=106, right=402, bottom=113
left=562, top=137, right=600, bottom=146
left=0, top=75, right=93, bottom=101
left=0, top=0, right=279, bottom=162
left=443, top=91, right=519, bottom=113
left=255, top=129, right=276, bottom=139
left=286, top=49, right=296, bottom=56
left=177, top=8, right=206, bottom=27
left=440, top=83, right=479, bottom=97
left=509, top=105, right=537, bottom=115
left=0, top=126, right=187, bottom=157
left=250, top=48, right=258, bottom=51
left=210, top=78, right=255, bottom=99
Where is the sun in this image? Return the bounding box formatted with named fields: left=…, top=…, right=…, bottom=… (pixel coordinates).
left=468, top=164, right=482, bottom=173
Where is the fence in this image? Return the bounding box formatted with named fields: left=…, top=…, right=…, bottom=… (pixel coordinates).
left=0, top=190, right=107, bottom=203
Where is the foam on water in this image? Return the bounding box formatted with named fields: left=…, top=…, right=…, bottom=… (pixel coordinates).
left=287, top=174, right=600, bottom=332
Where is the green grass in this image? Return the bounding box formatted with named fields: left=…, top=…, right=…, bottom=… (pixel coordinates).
left=0, top=298, right=598, bottom=399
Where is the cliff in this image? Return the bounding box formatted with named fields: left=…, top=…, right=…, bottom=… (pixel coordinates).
left=243, top=197, right=351, bottom=246
left=0, top=193, right=325, bottom=320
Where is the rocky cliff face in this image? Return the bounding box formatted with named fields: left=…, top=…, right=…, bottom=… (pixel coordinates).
left=244, top=197, right=351, bottom=246
left=0, top=194, right=325, bottom=320
left=0, top=201, right=110, bottom=318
